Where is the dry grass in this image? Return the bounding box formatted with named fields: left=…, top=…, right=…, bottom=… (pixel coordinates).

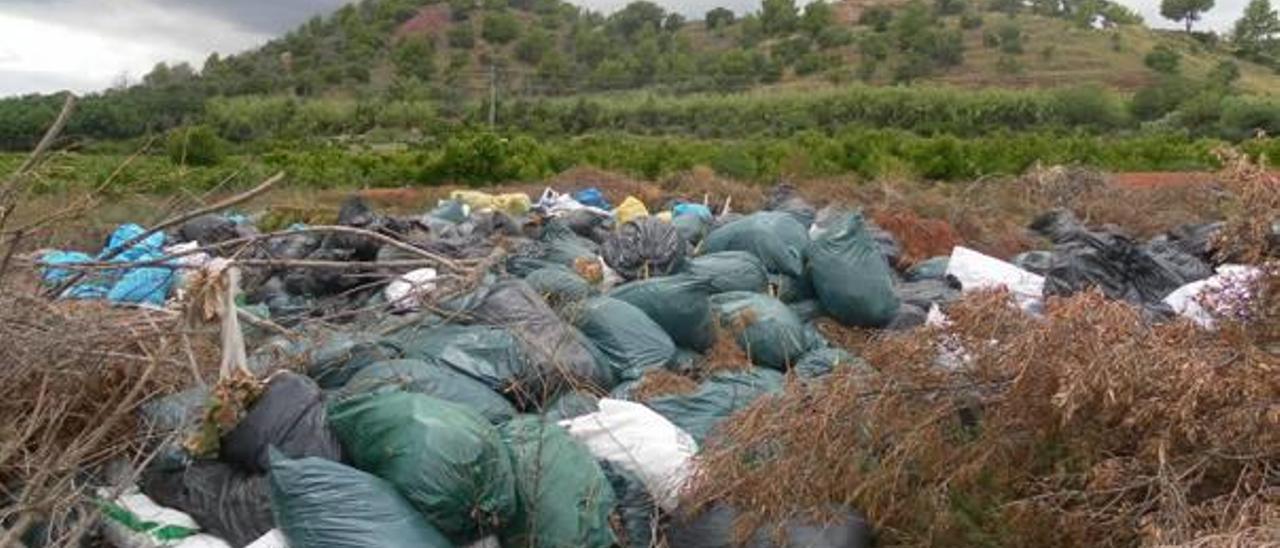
left=685, top=282, right=1280, bottom=547
left=0, top=287, right=222, bottom=546
left=630, top=369, right=700, bottom=403
left=870, top=210, right=963, bottom=267
left=1213, top=149, right=1280, bottom=264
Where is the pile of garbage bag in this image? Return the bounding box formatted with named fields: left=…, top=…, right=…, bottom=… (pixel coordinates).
left=50, top=183, right=1256, bottom=548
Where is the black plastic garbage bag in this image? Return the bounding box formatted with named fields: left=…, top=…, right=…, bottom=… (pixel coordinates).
left=269, top=452, right=453, bottom=548
left=1162, top=222, right=1223, bottom=260
left=567, top=296, right=676, bottom=382
left=667, top=503, right=873, bottom=548
left=498, top=417, right=617, bottom=548
left=1032, top=210, right=1212, bottom=307
left=905, top=256, right=950, bottom=282
left=809, top=213, right=900, bottom=327
left=282, top=248, right=360, bottom=297
left=563, top=209, right=612, bottom=243
left=645, top=368, right=784, bottom=445
left=267, top=231, right=323, bottom=263
left=702, top=212, right=809, bottom=278
left=609, top=274, right=715, bottom=352
left=460, top=280, right=615, bottom=400
left=219, top=372, right=343, bottom=474
left=886, top=303, right=929, bottom=330
left=895, top=278, right=961, bottom=310
left=177, top=215, right=246, bottom=247
left=603, top=218, right=689, bottom=280
left=710, top=292, right=812, bottom=370
left=764, top=184, right=817, bottom=228
left=684, top=252, right=768, bottom=294
left=342, top=359, right=518, bottom=424
left=525, top=266, right=593, bottom=308
left=140, top=460, right=274, bottom=548
left=1013, top=251, right=1054, bottom=276
left=329, top=391, right=518, bottom=543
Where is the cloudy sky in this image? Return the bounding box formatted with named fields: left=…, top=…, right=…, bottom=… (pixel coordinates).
left=0, top=0, right=1252, bottom=97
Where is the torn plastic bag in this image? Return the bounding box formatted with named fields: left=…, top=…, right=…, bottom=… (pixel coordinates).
left=946, top=246, right=1045, bottom=313
left=599, top=461, right=659, bottom=548
left=97, top=486, right=225, bottom=548
left=794, top=348, right=871, bottom=379
left=1012, top=251, right=1054, bottom=276
left=328, top=390, right=517, bottom=543
left=710, top=292, right=812, bottom=370
left=603, top=218, right=689, bottom=280
left=456, top=280, right=615, bottom=401
left=667, top=503, right=873, bottom=548
left=558, top=398, right=698, bottom=513
left=608, top=274, right=715, bottom=352
left=905, top=256, right=950, bottom=281
left=385, top=268, right=438, bottom=313
left=702, top=212, right=809, bottom=278
left=219, top=372, right=343, bottom=474
left=140, top=460, right=274, bottom=548
left=525, top=266, right=593, bottom=308
left=567, top=296, right=676, bottom=382
left=1163, top=265, right=1262, bottom=328
left=809, top=213, right=900, bottom=327
left=684, top=252, right=768, bottom=294
left=764, top=184, right=817, bottom=228
left=269, top=452, right=453, bottom=548
left=342, top=359, right=518, bottom=424
left=644, top=368, right=785, bottom=445
left=1039, top=232, right=1211, bottom=308
left=498, top=417, right=617, bottom=548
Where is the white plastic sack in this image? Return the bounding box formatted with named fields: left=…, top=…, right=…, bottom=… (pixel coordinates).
left=99, top=488, right=232, bottom=548
left=165, top=241, right=212, bottom=304
left=535, top=188, right=610, bottom=218
left=384, top=268, right=439, bottom=313
left=558, top=398, right=698, bottom=512
left=1163, top=265, right=1261, bottom=329
left=946, top=246, right=1045, bottom=312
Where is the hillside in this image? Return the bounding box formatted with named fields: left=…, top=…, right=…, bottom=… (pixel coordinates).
left=203, top=0, right=1280, bottom=99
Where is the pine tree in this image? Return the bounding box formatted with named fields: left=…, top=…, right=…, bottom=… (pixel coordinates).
left=1160, top=0, right=1215, bottom=33
left=1232, top=0, right=1280, bottom=59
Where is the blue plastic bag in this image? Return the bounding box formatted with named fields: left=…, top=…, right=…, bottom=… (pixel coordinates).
left=673, top=203, right=712, bottom=221
left=40, top=250, right=93, bottom=286
left=573, top=188, right=611, bottom=210
left=102, top=224, right=165, bottom=261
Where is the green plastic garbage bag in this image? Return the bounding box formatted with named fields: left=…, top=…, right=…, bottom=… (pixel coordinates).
left=710, top=292, right=813, bottom=370
left=599, top=461, right=659, bottom=548
left=609, top=275, right=714, bottom=352
left=702, top=212, right=809, bottom=278
left=645, top=368, right=785, bottom=444
left=540, top=390, right=601, bottom=421
left=672, top=213, right=710, bottom=246
left=794, top=348, right=872, bottom=379
left=342, top=359, right=518, bottom=424
left=498, top=417, right=617, bottom=548
left=269, top=452, right=454, bottom=548
left=768, top=272, right=815, bottom=304
left=328, top=391, right=517, bottom=542
left=541, top=220, right=600, bottom=266
left=525, top=266, right=593, bottom=308
left=394, top=324, right=531, bottom=400
left=683, top=252, right=768, bottom=294
left=567, top=297, right=676, bottom=382
left=809, top=212, right=900, bottom=327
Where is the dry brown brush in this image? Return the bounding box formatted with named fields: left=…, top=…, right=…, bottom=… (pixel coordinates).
left=685, top=285, right=1280, bottom=547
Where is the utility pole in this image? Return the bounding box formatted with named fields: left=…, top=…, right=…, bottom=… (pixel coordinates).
left=488, top=63, right=497, bottom=128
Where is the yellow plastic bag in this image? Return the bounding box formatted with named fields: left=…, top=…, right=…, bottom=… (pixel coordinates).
left=449, top=191, right=531, bottom=216
left=615, top=196, right=649, bottom=225
left=654, top=211, right=673, bottom=224
left=490, top=193, right=532, bottom=216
